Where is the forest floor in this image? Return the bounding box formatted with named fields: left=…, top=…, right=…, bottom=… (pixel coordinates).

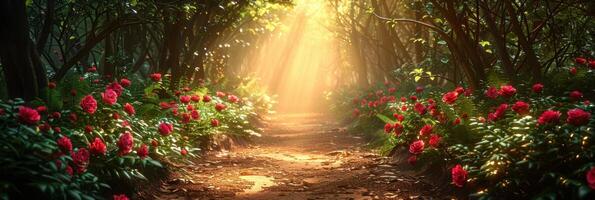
left=140, top=113, right=448, bottom=200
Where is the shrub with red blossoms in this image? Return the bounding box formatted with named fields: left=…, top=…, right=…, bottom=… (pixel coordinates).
left=451, top=164, right=468, bottom=187
left=419, top=124, right=433, bottom=136
left=429, top=134, right=441, bottom=148
left=384, top=123, right=393, bottom=133
left=180, top=95, right=191, bottom=104
left=569, top=90, right=583, bottom=101
left=120, top=78, right=131, bottom=87
left=409, top=140, right=425, bottom=154
left=211, top=119, right=220, bottom=127
left=89, top=137, right=107, bottom=155
left=442, top=91, right=458, bottom=105
left=215, top=103, right=226, bottom=112
left=393, top=123, right=403, bottom=136
left=18, top=106, right=40, bottom=125
left=80, top=95, right=98, bottom=114
left=137, top=144, right=149, bottom=159
left=498, top=85, right=517, bottom=98
left=537, top=110, right=561, bottom=125
left=414, top=102, right=427, bottom=115
left=532, top=83, right=544, bottom=93
left=149, top=73, right=162, bottom=82
left=511, top=101, right=530, bottom=115
left=191, top=95, right=201, bottom=102
left=113, top=194, right=129, bottom=200
left=158, top=122, right=174, bottom=136
left=71, top=148, right=89, bottom=173
left=117, top=132, right=134, bottom=156
left=203, top=95, right=212, bottom=102
left=566, top=109, right=591, bottom=126
left=485, top=86, right=499, bottom=99
left=106, top=82, right=123, bottom=96
left=488, top=104, right=508, bottom=121
left=101, top=89, right=118, bottom=105
left=57, top=136, right=73, bottom=153
left=587, top=167, right=595, bottom=190
left=123, top=103, right=135, bottom=115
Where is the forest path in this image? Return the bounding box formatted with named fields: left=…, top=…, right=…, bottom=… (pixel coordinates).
left=146, top=113, right=442, bottom=199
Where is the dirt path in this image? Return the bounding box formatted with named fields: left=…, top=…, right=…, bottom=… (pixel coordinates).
left=143, top=113, right=445, bottom=199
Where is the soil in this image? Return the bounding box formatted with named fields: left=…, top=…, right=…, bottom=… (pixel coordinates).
left=139, top=113, right=452, bottom=200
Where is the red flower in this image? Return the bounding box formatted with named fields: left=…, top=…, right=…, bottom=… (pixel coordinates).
left=216, top=91, right=226, bottom=97
left=384, top=123, right=393, bottom=133
left=511, top=101, right=530, bottom=115
left=39, top=123, right=51, bottom=132
left=228, top=95, right=240, bottom=103
left=117, top=132, right=134, bottom=156
left=149, top=73, right=162, bottom=82
left=186, top=104, right=194, bottom=111
left=106, top=82, right=123, bottom=96
left=393, top=123, right=403, bottom=136
left=113, top=194, right=129, bottom=200
left=352, top=108, right=360, bottom=117
left=409, top=140, right=425, bottom=154
left=65, top=165, right=74, bottom=176
left=180, top=148, right=188, bottom=156
left=36, top=106, right=47, bottom=113
left=453, top=118, right=461, bottom=125
left=488, top=104, right=508, bottom=121
left=576, top=57, right=587, bottom=64
left=158, top=122, right=173, bottom=136
left=71, top=148, right=90, bottom=173
left=419, top=124, right=433, bottom=136
left=393, top=113, right=404, bottom=122
left=215, top=103, right=226, bottom=112
left=112, top=112, right=120, bottom=120
left=53, top=127, right=62, bottom=133
left=442, top=91, right=459, bottom=105
left=159, top=102, right=170, bottom=110
left=400, top=97, right=407, bottom=102
left=414, top=102, right=427, bottom=115
left=191, top=95, right=201, bottom=102
left=401, top=105, right=408, bottom=111
left=137, top=144, right=149, bottom=159
left=388, top=87, right=396, bottom=93
left=120, top=78, right=131, bottom=87
left=586, top=167, right=595, bottom=189
left=18, top=106, right=40, bottom=125
left=429, top=134, right=441, bottom=148
left=532, top=83, right=544, bottom=93
left=569, top=90, right=583, bottom=101
left=89, top=137, right=106, bottom=155
left=51, top=112, right=61, bottom=119
left=181, top=113, right=191, bottom=124
left=211, top=119, right=220, bottom=127
left=48, top=82, right=57, bottom=89
left=87, top=66, right=97, bottom=72
left=174, top=90, right=181, bottom=96
left=407, top=155, right=417, bottom=165
left=57, top=136, right=72, bottom=153
left=69, top=112, right=78, bottom=122
left=451, top=164, right=468, bottom=187
left=569, top=67, right=577, bottom=75
left=101, top=89, right=118, bottom=105
left=151, top=139, right=159, bottom=147
left=180, top=95, right=191, bottom=104
left=589, top=60, right=595, bottom=69
left=123, top=103, right=135, bottom=115
left=566, top=109, right=591, bottom=126
left=203, top=95, right=212, bottom=103
left=538, top=110, right=561, bottom=125
left=409, top=96, right=418, bottom=102
left=415, top=86, right=424, bottom=93
left=485, top=87, right=499, bottom=99
left=191, top=110, right=200, bottom=120
left=80, top=95, right=98, bottom=114
left=498, top=85, right=517, bottom=98
left=454, top=87, right=465, bottom=95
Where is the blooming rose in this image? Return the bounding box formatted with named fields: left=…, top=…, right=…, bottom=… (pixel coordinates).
left=442, top=91, right=459, bottom=105
left=388, top=87, right=396, bottom=93
left=569, top=90, right=583, bottom=101
left=538, top=110, right=561, bottom=125
left=69, top=112, right=78, bottom=122
left=71, top=148, right=89, bottom=173
left=158, top=122, right=174, bottom=136
left=511, top=101, right=530, bottom=115
left=57, top=136, right=72, bottom=153
left=228, top=95, right=240, bottom=103
left=589, top=60, right=595, bottom=69
left=80, top=95, right=98, bottom=114
left=117, top=132, right=134, bottom=156
left=123, top=103, right=135, bottom=115
left=48, top=82, right=57, bottom=89
left=393, top=113, right=404, bottom=122
left=51, top=111, right=61, bottom=119
left=149, top=73, right=162, bottom=82
left=488, top=104, right=508, bottom=121
left=453, top=118, right=461, bottom=125
left=181, top=113, right=191, bottom=124
left=113, top=194, right=129, bottom=200
left=409, top=140, right=425, bottom=154
left=215, top=91, right=225, bottom=98
left=87, top=65, right=97, bottom=72
left=586, top=167, right=595, bottom=189
left=451, top=164, right=468, bottom=187
left=101, top=89, right=118, bottom=105
left=211, top=119, right=220, bottom=127
left=180, top=96, right=191, bottom=104
left=499, top=85, right=517, bottom=98
left=414, top=102, right=427, bottom=115
left=18, top=106, right=40, bottom=125
left=215, top=103, right=226, bottom=112
left=191, top=110, right=200, bottom=120
left=180, top=148, right=188, bottom=156
left=106, top=82, right=123, bottom=96
left=120, top=78, right=131, bottom=87
left=532, top=83, right=544, bottom=93
left=576, top=57, right=587, bottom=64
left=89, top=137, right=106, bottom=155
left=191, top=95, right=201, bottom=102
left=419, top=124, right=433, bottom=136
left=384, top=123, right=393, bottom=133
left=566, top=109, right=591, bottom=126
left=400, top=97, right=407, bottom=102
left=203, top=95, right=212, bottom=103
left=569, top=67, right=577, bottom=75
left=409, top=96, right=418, bottom=102
left=429, top=134, right=441, bottom=148
left=485, top=86, right=499, bottom=99
left=36, top=106, right=47, bottom=113
left=393, top=123, right=403, bottom=136
left=137, top=144, right=149, bottom=159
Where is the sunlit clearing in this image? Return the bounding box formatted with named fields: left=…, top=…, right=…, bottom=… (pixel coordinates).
left=246, top=0, right=339, bottom=113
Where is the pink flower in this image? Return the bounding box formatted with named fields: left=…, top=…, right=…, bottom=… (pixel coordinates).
left=511, top=101, right=530, bottom=115
left=569, top=90, right=583, bottom=101
left=419, top=124, right=433, bottom=136
left=158, top=122, right=174, bottom=136
left=57, top=136, right=72, bottom=153
left=71, top=148, right=89, bottom=173
left=451, top=164, right=468, bottom=187
left=117, top=132, right=134, bottom=156
left=120, top=78, right=131, bottom=87
left=485, top=87, right=499, bottom=99
left=80, top=95, right=98, bottom=114
left=18, top=106, right=41, bottom=125
left=442, top=91, right=459, bottom=105
left=123, top=103, right=135, bottom=115
left=532, top=83, right=544, bottom=93
left=566, top=109, right=591, bottom=126
left=150, top=73, right=162, bottom=82
left=101, top=89, right=118, bottom=105
left=537, top=110, right=561, bottom=125
left=388, top=87, right=396, bottom=93
left=180, top=95, right=191, bottom=104
left=409, top=140, right=425, bottom=154
left=203, top=95, right=212, bottom=103
left=137, top=144, right=149, bottom=159
left=211, top=119, right=220, bottom=127
left=106, top=82, right=123, bottom=96
left=498, top=85, right=517, bottom=98
left=215, top=103, right=226, bottom=112
left=429, top=134, right=441, bottom=148
left=586, top=167, right=595, bottom=189
left=89, top=137, right=106, bottom=155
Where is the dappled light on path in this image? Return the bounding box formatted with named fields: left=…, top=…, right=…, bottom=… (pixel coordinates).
left=246, top=0, right=339, bottom=113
